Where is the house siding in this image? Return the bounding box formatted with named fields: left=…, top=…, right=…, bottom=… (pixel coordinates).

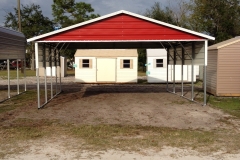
left=147, top=49, right=198, bottom=83
left=75, top=57, right=97, bottom=82
left=217, top=42, right=240, bottom=96
left=117, top=57, right=138, bottom=83
left=74, top=49, right=138, bottom=83
left=206, top=49, right=218, bottom=95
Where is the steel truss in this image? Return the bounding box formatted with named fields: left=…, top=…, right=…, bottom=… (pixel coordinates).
left=35, top=42, right=69, bottom=109
left=161, top=41, right=208, bottom=106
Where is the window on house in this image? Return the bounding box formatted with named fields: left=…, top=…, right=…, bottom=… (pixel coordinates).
left=82, top=59, right=89, bottom=68
left=123, top=59, right=130, bottom=68
left=121, top=59, right=133, bottom=69
left=156, top=59, right=163, bottom=67
left=79, top=59, right=92, bottom=69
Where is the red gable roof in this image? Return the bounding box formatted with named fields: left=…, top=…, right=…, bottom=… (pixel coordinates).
left=41, top=14, right=202, bottom=41
left=28, top=10, right=214, bottom=42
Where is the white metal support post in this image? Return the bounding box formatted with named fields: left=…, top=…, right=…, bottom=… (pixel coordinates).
left=59, top=51, right=62, bottom=92
left=44, top=44, right=48, bottom=104
left=173, top=46, right=176, bottom=93
left=7, top=59, right=10, bottom=98
left=50, top=46, right=53, bottom=98
left=17, top=60, right=19, bottom=94
left=24, top=58, right=26, bottom=91
left=35, top=42, right=40, bottom=109
left=181, top=47, right=184, bottom=96
left=167, top=48, right=169, bottom=91
left=53, top=48, right=58, bottom=94
left=191, top=42, right=195, bottom=101
left=204, top=40, right=208, bottom=106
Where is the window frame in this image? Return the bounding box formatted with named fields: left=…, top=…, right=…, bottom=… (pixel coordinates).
left=82, top=59, right=90, bottom=68
left=123, top=59, right=130, bottom=68
left=156, top=59, right=163, bottom=68
left=121, top=59, right=133, bottom=69
left=79, top=58, right=92, bottom=69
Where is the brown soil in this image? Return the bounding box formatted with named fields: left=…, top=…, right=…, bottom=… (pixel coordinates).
left=1, top=83, right=231, bottom=131
left=1, top=77, right=240, bottom=159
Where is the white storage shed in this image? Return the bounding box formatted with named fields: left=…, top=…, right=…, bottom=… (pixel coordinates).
left=75, top=49, right=138, bottom=83
left=147, top=49, right=199, bottom=83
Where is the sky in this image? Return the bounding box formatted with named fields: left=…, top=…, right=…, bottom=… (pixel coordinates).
left=0, top=0, right=172, bottom=26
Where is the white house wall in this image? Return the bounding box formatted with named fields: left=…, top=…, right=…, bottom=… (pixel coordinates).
left=147, top=56, right=167, bottom=83
left=147, top=49, right=198, bottom=83
left=117, top=57, right=138, bottom=83
left=75, top=49, right=138, bottom=83
left=75, top=57, right=96, bottom=82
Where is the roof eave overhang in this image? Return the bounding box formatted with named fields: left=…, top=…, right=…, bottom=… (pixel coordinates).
left=35, top=39, right=207, bottom=43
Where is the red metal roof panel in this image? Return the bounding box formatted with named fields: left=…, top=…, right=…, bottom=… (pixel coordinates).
left=40, top=14, right=203, bottom=41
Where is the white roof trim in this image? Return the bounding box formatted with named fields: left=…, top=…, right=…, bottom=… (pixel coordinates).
left=27, top=10, right=215, bottom=43
left=37, top=39, right=206, bottom=43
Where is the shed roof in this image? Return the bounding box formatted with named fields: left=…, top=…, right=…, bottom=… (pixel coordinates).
left=27, top=10, right=214, bottom=43
left=0, top=26, right=26, bottom=59
left=75, top=49, right=137, bottom=57
left=0, top=26, right=25, bottom=38
left=208, top=37, right=240, bottom=50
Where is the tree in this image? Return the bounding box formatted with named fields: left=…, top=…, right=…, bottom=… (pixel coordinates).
left=144, top=1, right=190, bottom=28
left=52, top=0, right=100, bottom=64
left=137, top=49, right=147, bottom=72
left=188, top=0, right=240, bottom=43
left=52, top=0, right=100, bottom=28
left=5, top=3, right=54, bottom=39
left=144, top=2, right=177, bottom=25
left=4, top=3, right=55, bottom=69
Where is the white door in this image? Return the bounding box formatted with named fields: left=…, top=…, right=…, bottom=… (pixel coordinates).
left=97, top=58, right=116, bottom=82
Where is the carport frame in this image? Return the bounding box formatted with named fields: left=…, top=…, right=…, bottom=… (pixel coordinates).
left=0, top=26, right=27, bottom=103
left=27, top=10, right=214, bottom=109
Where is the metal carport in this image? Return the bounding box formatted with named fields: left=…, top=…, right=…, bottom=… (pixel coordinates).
left=0, top=26, right=26, bottom=102
left=27, top=10, right=215, bottom=109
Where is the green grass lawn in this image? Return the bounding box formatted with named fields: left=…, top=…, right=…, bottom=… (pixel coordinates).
left=0, top=70, right=35, bottom=79
left=67, top=69, right=75, bottom=76
left=208, top=96, right=240, bottom=118
left=138, top=71, right=146, bottom=76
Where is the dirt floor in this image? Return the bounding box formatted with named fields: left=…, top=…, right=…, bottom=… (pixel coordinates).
left=13, top=84, right=232, bottom=130
left=0, top=76, right=240, bottom=159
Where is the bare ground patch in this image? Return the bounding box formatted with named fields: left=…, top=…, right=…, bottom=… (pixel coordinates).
left=0, top=80, right=240, bottom=159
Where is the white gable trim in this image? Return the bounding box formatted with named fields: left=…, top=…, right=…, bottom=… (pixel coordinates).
left=27, top=10, right=215, bottom=43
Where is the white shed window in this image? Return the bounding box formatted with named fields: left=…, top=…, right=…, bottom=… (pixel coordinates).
left=79, top=59, right=92, bottom=69
left=82, top=59, right=89, bottom=68
left=156, top=59, right=163, bottom=67
left=121, top=59, right=133, bottom=69
left=123, top=60, right=130, bottom=68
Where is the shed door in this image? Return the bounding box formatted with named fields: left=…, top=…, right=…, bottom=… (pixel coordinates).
left=97, top=58, right=116, bottom=82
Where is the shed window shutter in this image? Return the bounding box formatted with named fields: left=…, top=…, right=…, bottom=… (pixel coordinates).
left=79, top=59, right=82, bottom=69
left=89, top=59, right=92, bottom=68
left=153, top=59, right=156, bottom=68
left=120, top=59, right=123, bottom=69
left=130, top=59, right=133, bottom=69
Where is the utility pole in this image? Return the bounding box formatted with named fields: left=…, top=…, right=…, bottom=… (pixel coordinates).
left=18, top=0, right=24, bottom=73
left=18, top=0, right=21, bottom=32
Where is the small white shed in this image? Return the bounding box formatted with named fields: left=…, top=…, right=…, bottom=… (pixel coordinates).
left=39, top=56, right=67, bottom=77
left=74, top=49, right=138, bottom=83
left=147, top=49, right=199, bottom=83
